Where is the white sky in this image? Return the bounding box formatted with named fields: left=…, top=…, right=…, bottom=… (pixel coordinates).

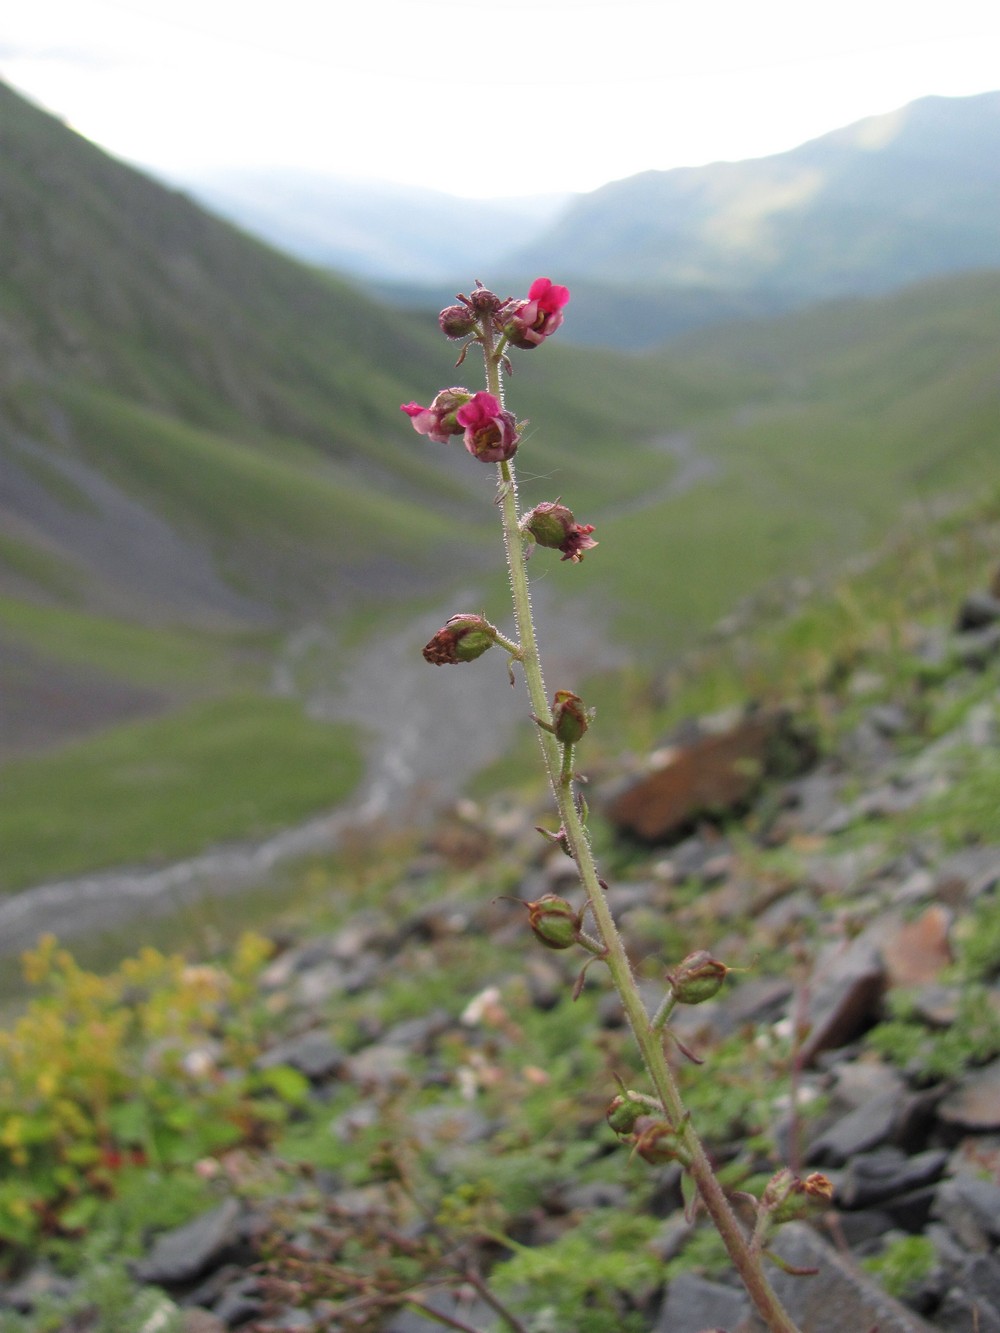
left=1, top=0, right=999, bottom=198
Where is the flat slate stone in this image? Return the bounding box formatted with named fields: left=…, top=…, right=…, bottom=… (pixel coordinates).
left=807, top=1088, right=903, bottom=1166
left=741, top=1222, right=937, bottom=1332
left=255, top=1028, right=345, bottom=1081
left=134, top=1198, right=244, bottom=1286
left=938, top=1058, right=1000, bottom=1130
left=800, top=938, right=886, bottom=1065
left=654, top=1270, right=751, bottom=1333
left=837, top=1147, right=948, bottom=1210
left=933, top=1177, right=1000, bottom=1251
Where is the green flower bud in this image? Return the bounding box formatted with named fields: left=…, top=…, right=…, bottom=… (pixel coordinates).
left=631, top=1116, right=691, bottom=1168
left=551, top=690, right=590, bottom=745
left=525, top=894, right=582, bottom=950
left=666, top=950, right=729, bottom=1005
left=522, top=501, right=598, bottom=563
left=606, top=1090, right=648, bottom=1136
left=423, top=614, right=496, bottom=665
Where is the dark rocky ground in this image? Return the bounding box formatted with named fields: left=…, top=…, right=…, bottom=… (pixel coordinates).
left=2, top=583, right=999, bottom=1332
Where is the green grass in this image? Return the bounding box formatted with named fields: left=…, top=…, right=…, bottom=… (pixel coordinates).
left=0, top=696, right=365, bottom=892
left=0, top=533, right=85, bottom=603
left=0, top=596, right=242, bottom=689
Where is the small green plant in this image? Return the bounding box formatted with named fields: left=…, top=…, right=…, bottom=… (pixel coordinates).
left=0, top=1258, right=180, bottom=1333
left=0, top=932, right=306, bottom=1251
left=862, top=1233, right=936, bottom=1301
left=489, top=1210, right=663, bottom=1333
left=958, top=887, right=1000, bottom=981
left=867, top=985, right=1000, bottom=1082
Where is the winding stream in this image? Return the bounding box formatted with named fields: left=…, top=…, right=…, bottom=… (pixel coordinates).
left=0, top=434, right=721, bottom=958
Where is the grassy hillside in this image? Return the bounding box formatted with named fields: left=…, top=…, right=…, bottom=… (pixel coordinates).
left=578, top=273, right=1000, bottom=650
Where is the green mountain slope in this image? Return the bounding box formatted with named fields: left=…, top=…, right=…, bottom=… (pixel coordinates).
left=513, top=92, right=1000, bottom=297
left=496, top=91, right=1000, bottom=347
left=0, top=80, right=685, bottom=638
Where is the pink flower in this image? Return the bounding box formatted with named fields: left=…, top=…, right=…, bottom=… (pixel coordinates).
left=522, top=501, right=598, bottom=562
left=504, top=277, right=570, bottom=349
left=400, top=387, right=472, bottom=443
left=455, top=391, right=520, bottom=463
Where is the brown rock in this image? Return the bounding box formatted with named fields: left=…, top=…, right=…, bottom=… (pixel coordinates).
left=182, top=1313, right=228, bottom=1333
left=800, top=938, right=886, bottom=1066
left=607, top=707, right=816, bottom=843
left=938, top=1058, right=1000, bottom=1131
left=880, top=904, right=953, bottom=988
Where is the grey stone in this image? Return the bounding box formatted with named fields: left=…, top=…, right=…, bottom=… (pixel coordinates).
left=961, top=1256, right=1000, bottom=1318
left=933, top=1177, right=1000, bottom=1251
left=407, top=1103, right=493, bottom=1150
left=720, top=976, right=795, bottom=1030
left=211, top=1276, right=264, bottom=1327
left=384, top=1292, right=498, bottom=1331
left=956, top=591, right=1000, bottom=631
left=345, top=1042, right=413, bottom=1087
left=290, top=960, right=349, bottom=1006
left=556, top=1180, right=629, bottom=1212
left=935, top=1285, right=1000, bottom=1333
left=134, top=1199, right=244, bottom=1286
left=869, top=703, right=912, bottom=737
left=837, top=1148, right=948, bottom=1210
left=255, top=1028, right=345, bottom=1081
left=800, top=938, right=886, bottom=1065
left=0, top=1264, right=76, bottom=1313
left=180, top=1312, right=228, bottom=1333
left=741, top=1222, right=937, bottom=1331
left=808, top=1089, right=905, bottom=1166
left=781, top=771, right=848, bottom=835
left=954, top=624, right=1000, bottom=669
left=654, top=1270, right=751, bottom=1333
left=938, top=1058, right=1000, bottom=1131
left=380, top=1008, right=453, bottom=1053
left=935, top=845, right=1000, bottom=902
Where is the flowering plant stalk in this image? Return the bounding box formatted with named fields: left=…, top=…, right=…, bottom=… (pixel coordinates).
left=403, top=279, right=811, bottom=1332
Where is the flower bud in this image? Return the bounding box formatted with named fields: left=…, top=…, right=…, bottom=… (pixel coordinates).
left=439, top=304, right=478, bottom=339
left=606, top=1090, right=648, bottom=1136
left=423, top=614, right=496, bottom=665
left=551, top=690, right=590, bottom=745
left=465, top=283, right=505, bottom=316
left=525, top=894, right=582, bottom=950
left=631, top=1116, right=690, bottom=1168
left=761, top=1168, right=834, bottom=1223
left=522, top=502, right=597, bottom=563
left=666, top=951, right=729, bottom=1005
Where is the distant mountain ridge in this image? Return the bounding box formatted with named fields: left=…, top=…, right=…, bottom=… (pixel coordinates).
left=174, top=168, right=570, bottom=284
left=512, top=92, right=1000, bottom=300
left=182, top=91, right=1000, bottom=349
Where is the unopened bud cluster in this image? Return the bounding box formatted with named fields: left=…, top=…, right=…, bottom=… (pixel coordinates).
left=400, top=279, right=579, bottom=475
left=606, top=1093, right=692, bottom=1168
left=760, top=1168, right=833, bottom=1224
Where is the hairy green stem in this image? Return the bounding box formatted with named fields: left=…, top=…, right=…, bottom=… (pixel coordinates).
left=483, top=339, right=799, bottom=1333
